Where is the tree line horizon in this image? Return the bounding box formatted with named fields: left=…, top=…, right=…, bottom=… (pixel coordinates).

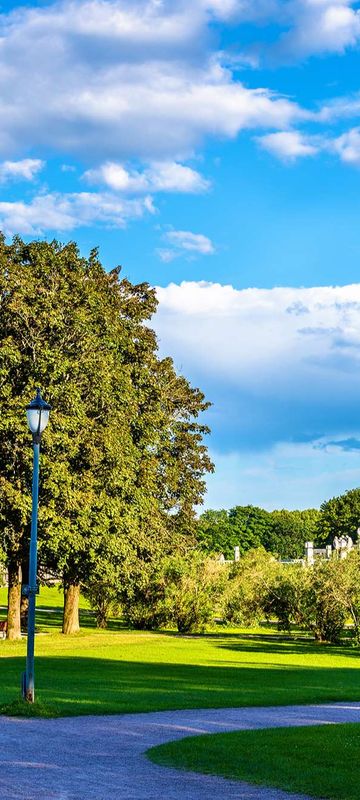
left=197, top=489, right=360, bottom=562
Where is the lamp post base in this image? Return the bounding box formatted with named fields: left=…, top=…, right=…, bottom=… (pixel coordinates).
left=21, top=671, right=35, bottom=703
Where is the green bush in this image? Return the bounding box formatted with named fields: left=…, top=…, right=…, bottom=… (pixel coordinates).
left=163, top=552, right=226, bottom=633
left=224, top=548, right=278, bottom=626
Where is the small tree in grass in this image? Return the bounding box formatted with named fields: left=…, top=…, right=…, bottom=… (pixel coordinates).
left=120, top=550, right=225, bottom=633
left=224, top=548, right=278, bottom=627
left=262, top=563, right=312, bottom=633
left=163, top=552, right=226, bottom=633
left=327, top=550, right=360, bottom=643
left=308, top=560, right=347, bottom=642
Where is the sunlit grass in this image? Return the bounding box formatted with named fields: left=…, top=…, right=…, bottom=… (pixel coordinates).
left=0, top=587, right=360, bottom=717
left=148, top=723, right=360, bottom=800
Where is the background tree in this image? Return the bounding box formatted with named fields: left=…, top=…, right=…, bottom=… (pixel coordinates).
left=196, top=509, right=234, bottom=558
left=228, top=505, right=271, bottom=555
left=318, top=488, right=360, bottom=544
left=264, top=509, right=320, bottom=560
left=197, top=505, right=321, bottom=562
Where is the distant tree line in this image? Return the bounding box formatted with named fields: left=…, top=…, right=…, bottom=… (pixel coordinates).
left=196, top=489, right=360, bottom=561
left=196, top=506, right=320, bottom=560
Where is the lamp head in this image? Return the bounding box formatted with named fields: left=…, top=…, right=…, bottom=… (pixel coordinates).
left=26, top=388, right=51, bottom=442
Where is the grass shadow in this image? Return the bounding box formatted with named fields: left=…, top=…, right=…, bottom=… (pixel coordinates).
left=2, top=655, right=360, bottom=717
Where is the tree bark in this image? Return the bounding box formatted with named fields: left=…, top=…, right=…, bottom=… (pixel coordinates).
left=7, top=562, right=22, bottom=640
left=62, top=584, right=80, bottom=634
left=20, top=595, right=29, bottom=632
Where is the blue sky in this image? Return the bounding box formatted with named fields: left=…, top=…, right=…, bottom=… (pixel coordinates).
left=2, top=0, right=360, bottom=510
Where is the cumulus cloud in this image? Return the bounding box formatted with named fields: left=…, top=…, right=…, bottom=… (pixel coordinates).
left=257, top=126, right=360, bottom=167
left=0, top=191, right=155, bottom=236
left=0, top=0, right=307, bottom=162
left=257, top=130, right=319, bottom=160
left=330, top=127, right=360, bottom=164
left=0, top=0, right=358, bottom=172
left=273, top=0, right=360, bottom=59
left=0, top=158, right=44, bottom=183
left=157, top=230, right=215, bottom=261
left=84, top=161, right=210, bottom=193
left=154, top=281, right=360, bottom=452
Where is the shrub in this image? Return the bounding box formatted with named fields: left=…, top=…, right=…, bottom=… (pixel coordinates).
left=224, top=548, right=278, bottom=627
left=83, top=579, right=120, bottom=628
left=163, top=552, right=226, bottom=633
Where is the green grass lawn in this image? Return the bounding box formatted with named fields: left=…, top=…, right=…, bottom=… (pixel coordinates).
left=148, top=723, right=360, bottom=800
left=0, top=586, right=360, bottom=716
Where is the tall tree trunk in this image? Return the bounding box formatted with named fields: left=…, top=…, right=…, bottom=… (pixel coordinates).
left=20, top=595, right=29, bottom=632
left=7, top=562, right=22, bottom=640
left=20, top=559, right=29, bottom=632
left=63, top=584, right=80, bottom=634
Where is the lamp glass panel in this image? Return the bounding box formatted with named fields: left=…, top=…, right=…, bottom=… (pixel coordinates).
left=26, top=409, right=50, bottom=434
left=39, top=409, right=50, bottom=433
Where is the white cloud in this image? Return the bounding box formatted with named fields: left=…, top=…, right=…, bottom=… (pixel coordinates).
left=84, top=161, right=210, bottom=193
left=331, top=127, right=360, bottom=164
left=274, top=0, right=360, bottom=59
left=152, top=278, right=360, bottom=509
left=257, top=126, right=360, bottom=167
left=257, top=130, right=319, bottom=160
left=154, top=281, right=360, bottom=452
left=157, top=249, right=179, bottom=264
left=166, top=230, right=215, bottom=254
left=318, top=93, right=360, bottom=123
left=0, top=158, right=44, bottom=182
left=158, top=230, right=215, bottom=261
left=0, top=1, right=306, bottom=162
left=0, top=191, right=155, bottom=236
left=155, top=280, right=360, bottom=372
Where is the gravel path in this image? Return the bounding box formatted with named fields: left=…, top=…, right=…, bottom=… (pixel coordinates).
left=1, top=702, right=360, bottom=800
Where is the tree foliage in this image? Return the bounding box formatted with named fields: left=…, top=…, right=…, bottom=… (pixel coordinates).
left=197, top=505, right=320, bottom=560
left=318, top=488, right=360, bottom=545
left=0, top=235, right=213, bottom=634
left=224, top=548, right=278, bottom=626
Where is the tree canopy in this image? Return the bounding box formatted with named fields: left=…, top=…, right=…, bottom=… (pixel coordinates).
left=318, top=488, right=360, bottom=545
left=197, top=504, right=320, bottom=560
left=0, top=235, right=213, bottom=636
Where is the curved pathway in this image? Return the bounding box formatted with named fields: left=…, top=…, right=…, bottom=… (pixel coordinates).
left=1, top=702, right=360, bottom=799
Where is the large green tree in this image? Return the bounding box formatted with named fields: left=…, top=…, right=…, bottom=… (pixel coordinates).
left=0, top=236, right=212, bottom=637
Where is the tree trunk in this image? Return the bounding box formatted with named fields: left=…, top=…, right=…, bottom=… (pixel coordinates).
left=63, top=584, right=80, bottom=634
left=7, top=562, right=22, bottom=640
left=20, top=595, right=29, bottom=632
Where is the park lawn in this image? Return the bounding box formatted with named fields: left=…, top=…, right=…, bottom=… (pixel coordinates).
left=0, top=588, right=360, bottom=716
left=148, top=723, right=360, bottom=800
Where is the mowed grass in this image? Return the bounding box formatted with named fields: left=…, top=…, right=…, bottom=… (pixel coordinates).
left=1, top=587, right=360, bottom=716
left=148, top=723, right=360, bottom=800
